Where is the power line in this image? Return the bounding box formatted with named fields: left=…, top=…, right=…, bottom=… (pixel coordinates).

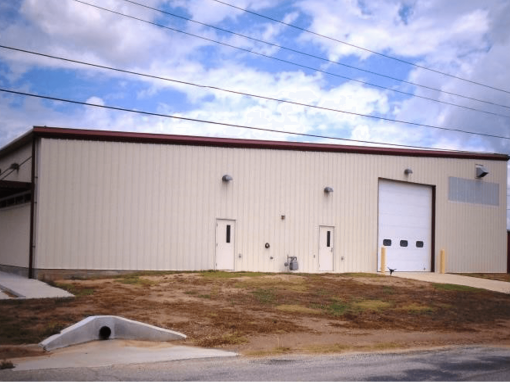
left=2, top=45, right=509, bottom=141
left=211, top=0, right=510, bottom=95
left=1, top=87, right=501, bottom=151
left=71, top=0, right=510, bottom=120
left=0, top=156, right=32, bottom=181
left=0, top=88, right=510, bottom=146
left=120, top=0, right=510, bottom=112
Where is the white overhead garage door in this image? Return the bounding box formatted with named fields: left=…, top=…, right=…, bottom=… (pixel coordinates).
left=378, top=180, right=433, bottom=272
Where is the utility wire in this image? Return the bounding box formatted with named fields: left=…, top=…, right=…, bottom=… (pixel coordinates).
left=5, top=44, right=510, bottom=140
left=0, top=87, right=438, bottom=150
left=3, top=44, right=510, bottom=140
left=211, top=0, right=510, bottom=95
left=71, top=0, right=510, bottom=120
left=0, top=156, right=32, bottom=181
left=120, top=0, right=510, bottom=111
left=2, top=87, right=510, bottom=145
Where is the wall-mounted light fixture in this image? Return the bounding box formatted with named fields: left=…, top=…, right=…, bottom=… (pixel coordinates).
left=476, top=165, right=489, bottom=178
left=222, top=174, right=233, bottom=182
left=324, top=186, right=334, bottom=193
left=404, top=168, right=413, bottom=175
left=9, top=163, right=20, bottom=171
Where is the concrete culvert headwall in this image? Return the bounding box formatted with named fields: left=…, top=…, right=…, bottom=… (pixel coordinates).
left=40, top=316, right=186, bottom=351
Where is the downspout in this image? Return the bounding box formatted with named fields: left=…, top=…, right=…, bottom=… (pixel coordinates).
left=28, top=133, right=36, bottom=279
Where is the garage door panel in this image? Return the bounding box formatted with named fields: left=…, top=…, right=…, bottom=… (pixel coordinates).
left=380, top=215, right=430, bottom=228
left=379, top=203, right=431, bottom=216
left=378, top=180, right=432, bottom=272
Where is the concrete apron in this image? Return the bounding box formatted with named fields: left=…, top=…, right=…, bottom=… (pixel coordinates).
left=393, top=272, right=510, bottom=294
left=10, top=340, right=238, bottom=371
left=0, top=271, right=73, bottom=299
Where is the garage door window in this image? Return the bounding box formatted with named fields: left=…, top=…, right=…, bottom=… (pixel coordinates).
left=400, top=240, right=408, bottom=247
left=383, top=239, right=392, bottom=246
left=416, top=241, right=424, bottom=248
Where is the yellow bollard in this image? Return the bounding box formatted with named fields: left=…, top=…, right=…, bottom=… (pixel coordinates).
left=380, top=247, right=386, bottom=274
left=440, top=249, right=446, bottom=274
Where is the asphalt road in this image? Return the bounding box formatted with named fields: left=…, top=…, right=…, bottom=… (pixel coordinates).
left=1, top=346, right=509, bottom=381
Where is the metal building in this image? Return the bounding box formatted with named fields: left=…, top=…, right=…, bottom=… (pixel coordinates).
left=0, top=127, right=508, bottom=279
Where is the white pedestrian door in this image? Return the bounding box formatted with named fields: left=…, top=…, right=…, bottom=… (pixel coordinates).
left=378, top=180, right=432, bottom=272
left=216, top=219, right=235, bottom=270
left=319, top=226, right=334, bottom=271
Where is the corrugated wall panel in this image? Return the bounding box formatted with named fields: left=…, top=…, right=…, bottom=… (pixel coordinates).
left=0, top=142, right=33, bottom=270
left=0, top=204, right=30, bottom=268
left=0, top=142, right=32, bottom=183
left=35, top=138, right=507, bottom=273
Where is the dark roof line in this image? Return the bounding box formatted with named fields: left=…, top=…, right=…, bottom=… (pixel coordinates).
left=1, top=126, right=509, bottom=161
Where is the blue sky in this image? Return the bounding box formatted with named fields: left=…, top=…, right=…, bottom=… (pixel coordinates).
left=0, top=0, right=509, bottom=155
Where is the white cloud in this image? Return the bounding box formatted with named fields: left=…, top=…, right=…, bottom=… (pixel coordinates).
left=295, top=0, right=493, bottom=62
left=0, top=0, right=508, bottom=159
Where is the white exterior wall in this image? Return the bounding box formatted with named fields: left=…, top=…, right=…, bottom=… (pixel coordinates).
left=0, top=204, right=31, bottom=268
left=0, top=142, right=32, bottom=269
left=34, top=138, right=507, bottom=273
left=0, top=142, right=32, bottom=183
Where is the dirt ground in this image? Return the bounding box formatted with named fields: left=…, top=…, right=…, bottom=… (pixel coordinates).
left=1, top=272, right=510, bottom=360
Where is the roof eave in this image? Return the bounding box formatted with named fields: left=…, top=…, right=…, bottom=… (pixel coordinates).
left=3, top=126, right=509, bottom=162
left=0, top=130, right=34, bottom=159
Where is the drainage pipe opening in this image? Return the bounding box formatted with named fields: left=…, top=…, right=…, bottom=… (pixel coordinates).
left=99, top=326, right=112, bottom=340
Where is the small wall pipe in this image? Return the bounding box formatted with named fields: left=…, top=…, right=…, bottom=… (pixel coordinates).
left=380, top=247, right=386, bottom=274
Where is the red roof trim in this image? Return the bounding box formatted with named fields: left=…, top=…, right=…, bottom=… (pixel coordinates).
left=15, top=126, right=505, bottom=161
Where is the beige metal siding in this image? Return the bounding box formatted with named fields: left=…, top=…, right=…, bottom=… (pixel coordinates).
left=0, top=142, right=32, bottom=182
left=0, top=204, right=30, bottom=268
left=35, top=138, right=507, bottom=273
left=0, top=142, right=32, bottom=270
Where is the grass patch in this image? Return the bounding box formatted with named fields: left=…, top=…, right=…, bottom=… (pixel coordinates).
left=276, top=304, right=321, bottom=315
left=398, top=303, right=435, bottom=314
left=327, top=301, right=350, bottom=316
left=0, top=360, right=14, bottom=370
left=245, top=346, right=292, bottom=357
left=43, top=321, right=68, bottom=337
left=115, top=275, right=155, bottom=287
left=305, top=343, right=351, bottom=353
left=197, top=294, right=212, bottom=299
left=432, top=283, right=483, bottom=292
left=55, top=283, right=94, bottom=297
left=369, top=342, right=401, bottom=351
left=315, top=289, right=332, bottom=296
left=251, top=288, right=276, bottom=304
left=352, top=300, right=391, bottom=312
left=342, top=273, right=382, bottom=278
left=201, top=271, right=267, bottom=279
left=460, top=274, right=510, bottom=283
left=235, top=276, right=308, bottom=292
left=382, top=286, right=395, bottom=295
left=195, top=332, right=248, bottom=347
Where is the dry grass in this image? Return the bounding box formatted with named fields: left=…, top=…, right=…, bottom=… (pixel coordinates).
left=460, top=273, right=510, bottom=283
left=245, top=346, right=293, bottom=357
left=276, top=305, right=322, bottom=315
left=352, top=300, right=392, bottom=312
left=1, top=271, right=510, bottom=359
left=235, top=275, right=308, bottom=292
left=398, top=303, right=435, bottom=314
left=304, top=343, right=351, bottom=354
left=303, top=342, right=401, bottom=354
